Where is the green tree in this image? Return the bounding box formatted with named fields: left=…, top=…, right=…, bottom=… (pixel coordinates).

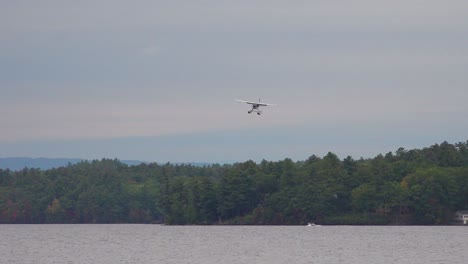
left=217, top=167, right=255, bottom=221
left=45, top=198, right=65, bottom=223
left=351, top=183, right=378, bottom=214
left=403, top=167, right=459, bottom=224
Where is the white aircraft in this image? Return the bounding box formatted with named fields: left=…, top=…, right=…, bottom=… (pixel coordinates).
left=235, top=99, right=276, bottom=115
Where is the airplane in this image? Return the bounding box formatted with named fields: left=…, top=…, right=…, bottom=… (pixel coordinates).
left=235, top=98, right=276, bottom=115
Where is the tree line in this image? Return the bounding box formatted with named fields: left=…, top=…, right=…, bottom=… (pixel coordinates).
left=1, top=141, right=467, bottom=225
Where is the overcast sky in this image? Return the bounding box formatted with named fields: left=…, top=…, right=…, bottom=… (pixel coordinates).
left=1, top=0, right=467, bottom=163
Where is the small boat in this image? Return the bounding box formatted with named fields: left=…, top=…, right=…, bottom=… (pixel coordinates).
left=307, top=222, right=321, bottom=226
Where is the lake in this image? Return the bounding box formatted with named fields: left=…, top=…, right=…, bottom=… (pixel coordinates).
left=1, top=225, right=466, bottom=264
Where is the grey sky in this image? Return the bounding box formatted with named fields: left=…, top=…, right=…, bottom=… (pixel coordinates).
left=1, top=1, right=467, bottom=162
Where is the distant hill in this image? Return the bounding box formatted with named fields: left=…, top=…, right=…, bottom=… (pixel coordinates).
left=0, top=157, right=145, bottom=171
left=0, top=157, right=83, bottom=171
left=0, top=157, right=213, bottom=171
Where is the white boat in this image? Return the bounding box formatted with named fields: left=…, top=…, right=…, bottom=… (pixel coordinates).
left=307, top=222, right=321, bottom=226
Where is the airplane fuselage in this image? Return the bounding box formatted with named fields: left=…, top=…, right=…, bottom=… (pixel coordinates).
left=248, top=104, right=263, bottom=115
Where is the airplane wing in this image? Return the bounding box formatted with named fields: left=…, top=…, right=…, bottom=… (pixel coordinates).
left=235, top=99, right=255, bottom=104
left=259, top=102, right=276, bottom=106
left=235, top=99, right=276, bottom=106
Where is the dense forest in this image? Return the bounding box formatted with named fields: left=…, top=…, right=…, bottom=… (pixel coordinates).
left=1, top=141, right=467, bottom=225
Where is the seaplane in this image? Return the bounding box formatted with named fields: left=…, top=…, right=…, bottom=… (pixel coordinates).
left=235, top=98, right=276, bottom=115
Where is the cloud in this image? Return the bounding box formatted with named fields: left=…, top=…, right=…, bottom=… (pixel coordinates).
left=2, top=0, right=468, bottom=33
left=1, top=0, right=467, bottom=161
left=142, top=45, right=161, bottom=56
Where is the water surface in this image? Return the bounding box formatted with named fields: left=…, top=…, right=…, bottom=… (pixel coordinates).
left=1, top=225, right=466, bottom=264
